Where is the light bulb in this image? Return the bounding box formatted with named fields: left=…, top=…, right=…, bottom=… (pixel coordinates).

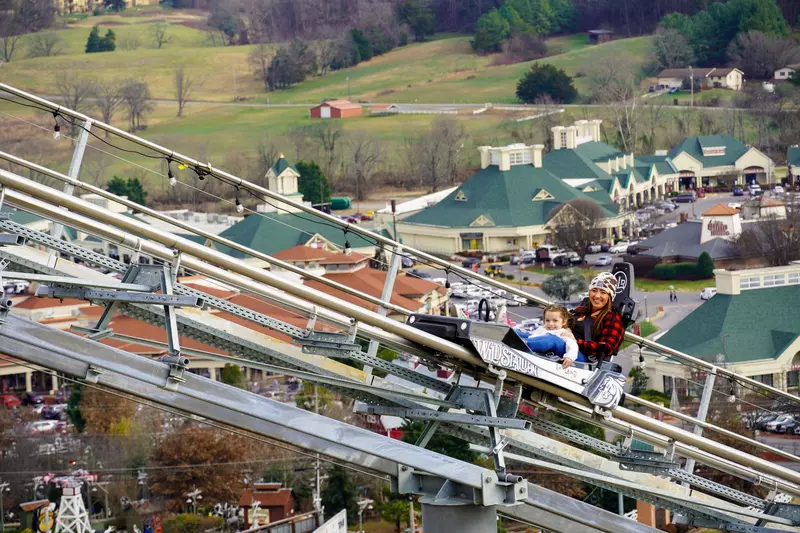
left=235, top=198, right=244, bottom=214
left=169, top=176, right=177, bottom=187
left=53, top=123, right=61, bottom=140
left=638, top=354, right=646, bottom=368
left=728, top=393, right=736, bottom=403
left=445, top=280, right=451, bottom=289
left=344, top=240, right=352, bottom=255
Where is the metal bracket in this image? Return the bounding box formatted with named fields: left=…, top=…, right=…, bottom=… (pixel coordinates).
left=35, top=286, right=203, bottom=307
left=394, top=465, right=527, bottom=507
left=294, top=330, right=361, bottom=357
left=159, top=354, right=189, bottom=392
left=85, top=365, right=104, bottom=384
left=355, top=405, right=530, bottom=430
left=0, top=234, right=23, bottom=246
left=617, top=449, right=680, bottom=473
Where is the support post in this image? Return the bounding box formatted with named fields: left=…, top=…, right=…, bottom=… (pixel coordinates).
left=0, top=480, right=8, bottom=532
left=683, top=369, right=716, bottom=489
left=49, top=118, right=92, bottom=268
left=421, top=504, right=496, bottom=533
left=364, top=245, right=403, bottom=374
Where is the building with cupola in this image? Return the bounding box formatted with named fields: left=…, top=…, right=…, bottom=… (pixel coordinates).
left=396, top=119, right=680, bottom=255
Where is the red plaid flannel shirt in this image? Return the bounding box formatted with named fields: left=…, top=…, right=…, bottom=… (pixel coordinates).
left=572, top=307, right=625, bottom=363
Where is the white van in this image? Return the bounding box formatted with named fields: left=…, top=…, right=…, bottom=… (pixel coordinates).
left=700, top=287, right=717, bottom=300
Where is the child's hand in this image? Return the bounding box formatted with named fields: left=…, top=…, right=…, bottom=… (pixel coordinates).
left=562, top=358, right=573, bottom=369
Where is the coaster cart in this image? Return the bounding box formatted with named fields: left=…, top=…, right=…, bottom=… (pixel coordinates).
left=407, top=263, right=637, bottom=411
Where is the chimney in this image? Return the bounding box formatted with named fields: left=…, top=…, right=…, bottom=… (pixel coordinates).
left=551, top=126, right=565, bottom=150
left=575, top=119, right=588, bottom=139
left=478, top=146, right=491, bottom=169
left=590, top=119, right=602, bottom=142
left=565, top=126, right=578, bottom=149
left=531, top=144, right=544, bottom=168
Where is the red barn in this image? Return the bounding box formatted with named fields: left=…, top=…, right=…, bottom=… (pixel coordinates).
left=309, top=99, right=362, bottom=119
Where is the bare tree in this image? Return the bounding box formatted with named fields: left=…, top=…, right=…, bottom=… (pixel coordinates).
left=547, top=198, right=607, bottom=262
left=121, top=79, right=153, bottom=132
left=314, top=39, right=337, bottom=75
left=734, top=216, right=800, bottom=267
left=94, top=80, right=124, bottom=134
left=588, top=56, right=641, bottom=153
left=173, top=66, right=202, bottom=118
left=85, top=152, right=113, bottom=186
left=348, top=133, right=382, bottom=201
left=255, top=139, right=280, bottom=186
left=118, top=36, right=141, bottom=51
left=433, top=117, right=467, bottom=186
left=728, top=31, right=800, bottom=80
left=248, top=43, right=273, bottom=92
left=55, top=73, right=97, bottom=143
left=652, top=28, right=694, bottom=69
left=27, top=32, right=65, bottom=58
left=150, top=21, right=173, bottom=49
left=0, top=17, right=22, bottom=63
left=308, top=122, right=344, bottom=186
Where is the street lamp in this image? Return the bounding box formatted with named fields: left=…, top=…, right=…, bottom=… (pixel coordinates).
left=356, top=499, right=373, bottom=533
left=186, top=488, right=202, bottom=515
left=0, top=481, right=10, bottom=532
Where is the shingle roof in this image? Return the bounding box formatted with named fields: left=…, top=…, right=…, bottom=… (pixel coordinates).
left=710, top=68, right=740, bottom=76
left=318, top=99, right=361, bottom=110
left=702, top=204, right=739, bottom=216
left=402, top=163, right=617, bottom=229
left=212, top=213, right=377, bottom=258
left=543, top=148, right=614, bottom=182
left=668, top=135, right=750, bottom=167
left=657, top=285, right=800, bottom=364
left=271, top=156, right=298, bottom=176
left=634, top=155, right=678, bottom=176
left=574, top=141, right=624, bottom=162
left=636, top=221, right=740, bottom=260
left=657, top=68, right=715, bottom=78
left=273, top=244, right=368, bottom=265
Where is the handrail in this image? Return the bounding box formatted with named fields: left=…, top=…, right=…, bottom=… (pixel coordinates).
left=1, top=82, right=795, bottom=408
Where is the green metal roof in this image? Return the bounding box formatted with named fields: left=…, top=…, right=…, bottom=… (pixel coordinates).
left=668, top=135, right=749, bottom=167
left=788, top=146, right=800, bottom=167
left=574, top=141, right=623, bottom=162
left=0, top=206, right=77, bottom=240
left=402, top=163, right=617, bottom=229
left=177, top=233, right=208, bottom=245
left=656, top=286, right=800, bottom=364
left=271, top=156, right=298, bottom=176
left=543, top=148, right=614, bottom=182
left=213, top=212, right=377, bottom=258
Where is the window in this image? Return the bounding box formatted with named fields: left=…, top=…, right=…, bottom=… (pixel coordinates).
left=750, top=374, right=774, bottom=387
left=509, top=151, right=525, bottom=166
left=740, top=276, right=761, bottom=290
left=490, top=152, right=501, bottom=166
left=560, top=132, right=567, bottom=147
left=663, top=376, right=673, bottom=396
left=788, top=370, right=799, bottom=389
left=455, top=190, right=467, bottom=202
left=764, top=274, right=785, bottom=287
left=533, top=189, right=555, bottom=201
left=789, top=272, right=799, bottom=285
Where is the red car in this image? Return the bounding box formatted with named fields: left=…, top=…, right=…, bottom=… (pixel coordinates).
left=1, top=394, right=20, bottom=408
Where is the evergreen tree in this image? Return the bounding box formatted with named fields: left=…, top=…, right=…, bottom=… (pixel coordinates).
left=540, top=268, right=587, bottom=301
left=321, top=465, right=358, bottom=523
left=398, top=0, right=436, bottom=42
left=402, top=421, right=477, bottom=462
left=296, top=160, right=331, bottom=205
left=528, top=0, right=554, bottom=35
left=350, top=28, right=373, bottom=61
left=516, top=63, right=577, bottom=103
left=106, top=176, right=147, bottom=206
left=85, top=25, right=103, bottom=53
left=472, top=9, right=510, bottom=53
left=697, top=251, right=715, bottom=279
left=106, top=176, right=128, bottom=197
left=548, top=0, right=576, bottom=33
left=220, top=364, right=245, bottom=389
left=101, top=28, right=116, bottom=51
left=66, top=382, right=86, bottom=433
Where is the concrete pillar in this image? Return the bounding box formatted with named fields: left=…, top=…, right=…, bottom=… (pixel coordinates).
left=478, top=146, right=491, bottom=169
left=51, top=374, right=59, bottom=393
left=422, top=504, right=496, bottom=533
left=499, top=151, right=510, bottom=171
left=531, top=144, right=544, bottom=168
left=25, top=371, right=32, bottom=393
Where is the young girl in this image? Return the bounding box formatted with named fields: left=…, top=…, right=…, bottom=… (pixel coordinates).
left=519, top=304, right=580, bottom=369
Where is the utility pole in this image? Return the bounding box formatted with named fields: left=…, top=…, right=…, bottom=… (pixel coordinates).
left=313, top=385, right=322, bottom=521
left=233, top=66, right=237, bottom=102
left=689, top=66, right=694, bottom=108
left=408, top=496, right=415, bottom=533
left=0, top=480, right=10, bottom=532
left=347, top=76, right=351, bottom=101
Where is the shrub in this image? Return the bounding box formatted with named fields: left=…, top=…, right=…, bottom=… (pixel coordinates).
left=653, top=262, right=702, bottom=280
left=93, top=7, right=103, bottom=16
left=697, top=251, right=715, bottom=279
left=498, top=255, right=510, bottom=262
left=399, top=33, right=409, bottom=46
left=638, top=389, right=671, bottom=408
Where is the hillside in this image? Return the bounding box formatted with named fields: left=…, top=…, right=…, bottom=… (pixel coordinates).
left=1, top=9, right=652, bottom=105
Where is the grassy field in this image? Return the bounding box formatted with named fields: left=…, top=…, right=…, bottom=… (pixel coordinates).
left=1, top=6, right=652, bottom=105
left=635, top=278, right=714, bottom=293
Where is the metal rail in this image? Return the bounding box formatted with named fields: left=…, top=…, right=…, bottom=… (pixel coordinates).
left=0, top=151, right=410, bottom=317
left=0, top=313, right=661, bottom=533
left=1, top=170, right=799, bottom=495
left=1, top=82, right=796, bottom=409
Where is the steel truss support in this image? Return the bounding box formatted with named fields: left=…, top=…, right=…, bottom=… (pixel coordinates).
left=1, top=85, right=794, bottom=411
left=0, top=313, right=665, bottom=533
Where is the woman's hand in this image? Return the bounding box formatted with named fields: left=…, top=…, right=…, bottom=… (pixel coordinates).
left=561, top=358, right=573, bottom=369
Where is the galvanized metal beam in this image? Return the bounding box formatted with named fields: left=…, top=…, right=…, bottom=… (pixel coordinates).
left=354, top=405, right=531, bottom=430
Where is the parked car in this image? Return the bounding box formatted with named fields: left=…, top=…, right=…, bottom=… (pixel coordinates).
left=401, top=255, right=414, bottom=268
left=727, top=202, right=742, bottom=210
left=509, top=255, right=520, bottom=265
left=668, top=87, right=680, bottom=94
left=1, top=394, right=20, bottom=408
left=519, top=250, right=537, bottom=264
left=553, top=252, right=581, bottom=266
left=594, top=255, right=612, bottom=267
left=517, top=318, right=542, bottom=331
left=748, top=184, right=762, bottom=196
left=609, top=241, right=632, bottom=254
left=780, top=418, right=799, bottom=434
left=700, top=287, right=717, bottom=300
left=506, top=294, right=528, bottom=307
left=674, top=192, right=697, bottom=203
left=461, top=257, right=480, bottom=268
left=55, top=387, right=71, bottom=403
left=586, top=243, right=602, bottom=254
left=654, top=200, right=677, bottom=212
left=732, top=186, right=744, bottom=197
left=358, top=212, right=374, bottom=221
left=599, top=243, right=611, bottom=253
left=766, top=415, right=795, bottom=433
left=41, top=404, right=68, bottom=421
left=406, top=269, right=432, bottom=280
left=754, top=413, right=779, bottom=430
left=22, top=392, right=45, bottom=406
left=27, top=420, right=59, bottom=435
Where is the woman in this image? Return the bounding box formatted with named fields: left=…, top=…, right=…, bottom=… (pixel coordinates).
left=565, top=272, right=625, bottom=367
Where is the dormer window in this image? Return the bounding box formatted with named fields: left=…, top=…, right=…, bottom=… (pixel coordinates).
left=470, top=215, right=494, bottom=227
left=490, top=152, right=501, bottom=166
left=560, top=132, right=567, bottom=146
left=533, top=189, right=555, bottom=201
left=509, top=151, right=531, bottom=166
left=455, top=190, right=467, bottom=201
left=583, top=185, right=597, bottom=193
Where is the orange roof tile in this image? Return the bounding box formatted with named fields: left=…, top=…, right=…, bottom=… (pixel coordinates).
left=91, top=316, right=228, bottom=356
left=317, top=99, right=361, bottom=110
left=702, top=204, right=740, bottom=216
left=239, top=488, right=294, bottom=509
